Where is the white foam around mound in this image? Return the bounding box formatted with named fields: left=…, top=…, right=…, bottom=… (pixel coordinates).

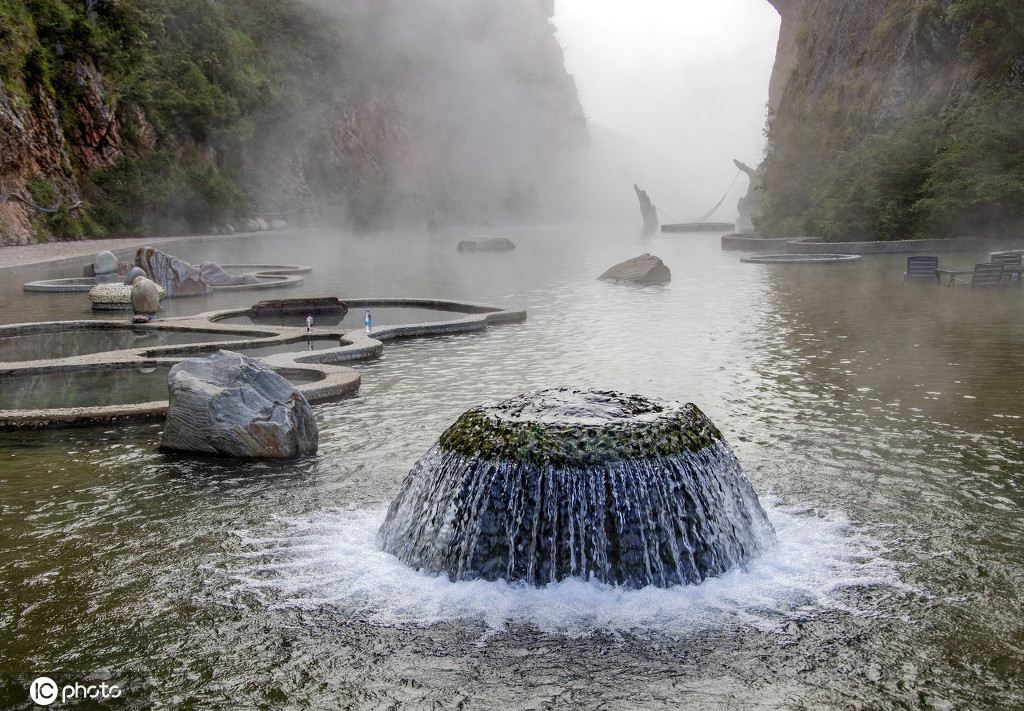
left=224, top=499, right=902, bottom=638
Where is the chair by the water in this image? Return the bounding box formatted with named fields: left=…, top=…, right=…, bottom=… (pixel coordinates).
left=950, top=262, right=1005, bottom=289
left=904, top=255, right=939, bottom=284
left=990, top=252, right=1023, bottom=286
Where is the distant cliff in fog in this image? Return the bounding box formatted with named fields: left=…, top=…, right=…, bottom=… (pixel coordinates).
left=0, top=0, right=585, bottom=245
left=758, top=0, right=1024, bottom=241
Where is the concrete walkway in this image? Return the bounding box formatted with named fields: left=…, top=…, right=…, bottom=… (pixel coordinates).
left=0, top=232, right=255, bottom=272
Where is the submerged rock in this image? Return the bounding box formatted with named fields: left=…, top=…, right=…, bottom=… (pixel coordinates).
left=456, top=237, right=516, bottom=252
left=378, top=388, right=774, bottom=589
left=136, top=246, right=211, bottom=297
left=598, top=253, right=671, bottom=284
left=161, top=350, right=318, bottom=458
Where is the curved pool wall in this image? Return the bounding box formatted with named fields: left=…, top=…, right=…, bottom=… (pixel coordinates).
left=23, top=263, right=311, bottom=293
left=722, top=233, right=1024, bottom=255
left=740, top=254, right=863, bottom=264
left=0, top=297, right=526, bottom=429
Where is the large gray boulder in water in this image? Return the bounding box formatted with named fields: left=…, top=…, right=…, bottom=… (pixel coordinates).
left=199, top=261, right=259, bottom=286
left=136, top=246, right=211, bottom=297
left=598, top=253, right=671, bottom=285
left=161, top=350, right=318, bottom=458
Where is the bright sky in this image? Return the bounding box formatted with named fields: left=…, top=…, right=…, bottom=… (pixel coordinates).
left=552, top=0, right=781, bottom=219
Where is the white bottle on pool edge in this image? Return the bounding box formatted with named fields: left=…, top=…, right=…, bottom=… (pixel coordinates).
left=365, top=309, right=371, bottom=333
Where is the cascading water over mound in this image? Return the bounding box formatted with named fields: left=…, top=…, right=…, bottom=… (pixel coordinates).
left=378, top=388, right=775, bottom=589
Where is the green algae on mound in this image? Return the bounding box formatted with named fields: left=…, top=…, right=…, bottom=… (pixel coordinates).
left=379, top=387, right=775, bottom=588
left=438, top=388, right=723, bottom=467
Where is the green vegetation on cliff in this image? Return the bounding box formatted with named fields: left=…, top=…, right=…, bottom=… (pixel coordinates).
left=758, top=0, right=1024, bottom=241
left=1, top=0, right=349, bottom=237
left=1, top=0, right=584, bottom=243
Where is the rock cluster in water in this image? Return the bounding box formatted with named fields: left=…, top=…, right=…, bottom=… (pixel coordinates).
left=136, top=246, right=212, bottom=297
left=378, top=388, right=774, bottom=589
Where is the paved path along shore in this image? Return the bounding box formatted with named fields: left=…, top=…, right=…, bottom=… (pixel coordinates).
left=0, top=233, right=250, bottom=272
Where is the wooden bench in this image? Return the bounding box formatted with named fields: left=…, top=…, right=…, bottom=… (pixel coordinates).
left=950, top=262, right=1005, bottom=289
left=990, top=252, right=1023, bottom=286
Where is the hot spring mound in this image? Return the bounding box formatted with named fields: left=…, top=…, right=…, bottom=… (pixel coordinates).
left=378, top=388, right=775, bottom=589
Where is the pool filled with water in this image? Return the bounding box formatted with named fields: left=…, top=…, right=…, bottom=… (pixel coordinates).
left=0, top=225, right=1022, bottom=709
left=0, top=328, right=253, bottom=362
left=0, top=366, right=175, bottom=409
left=0, top=363, right=324, bottom=410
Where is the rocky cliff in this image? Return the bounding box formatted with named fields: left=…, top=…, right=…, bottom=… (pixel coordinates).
left=0, top=0, right=585, bottom=245
left=759, top=0, right=1024, bottom=241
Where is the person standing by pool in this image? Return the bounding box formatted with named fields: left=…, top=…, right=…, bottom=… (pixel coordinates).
left=306, top=313, right=313, bottom=333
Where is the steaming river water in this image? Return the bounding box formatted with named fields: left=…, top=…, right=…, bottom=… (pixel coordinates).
left=0, top=226, right=1022, bottom=709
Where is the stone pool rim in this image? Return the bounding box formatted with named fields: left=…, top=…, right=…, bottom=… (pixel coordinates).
left=741, top=253, right=863, bottom=264
left=0, top=297, right=526, bottom=429
left=23, top=263, right=311, bottom=293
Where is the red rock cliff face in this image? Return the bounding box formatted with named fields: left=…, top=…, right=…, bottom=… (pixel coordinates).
left=1, top=61, right=133, bottom=245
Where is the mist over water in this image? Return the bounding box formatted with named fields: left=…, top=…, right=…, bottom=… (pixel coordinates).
left=553, top=0, right=781, bottom=222
left=262, top=0, right=588, bottom=226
